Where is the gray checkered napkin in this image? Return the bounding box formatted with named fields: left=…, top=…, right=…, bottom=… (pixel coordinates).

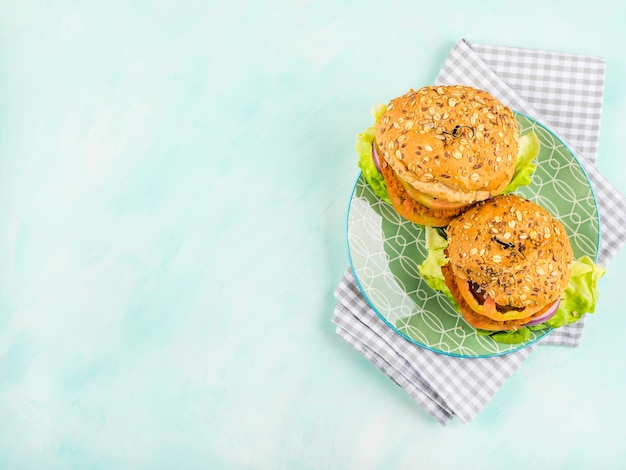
left=333, top=39, right=626, bottom=425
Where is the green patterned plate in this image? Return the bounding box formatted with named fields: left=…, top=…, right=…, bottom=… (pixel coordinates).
left=346, top=112, right=600, bottom=358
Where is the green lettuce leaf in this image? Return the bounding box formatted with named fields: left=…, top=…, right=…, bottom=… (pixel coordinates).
left=356, top=104, right=390, bottom=203
left=417, top=227, right=456, bottom=304
left=483, top=327, right=532, bottom=344
left=502, top=131, right=540, bottom=193
left=545, top=256, right=606, bottom=328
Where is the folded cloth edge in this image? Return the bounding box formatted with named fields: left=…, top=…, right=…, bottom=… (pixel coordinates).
left=333, top=267, right=534, bottom=424
left=334, top=304, right=454, bottom=425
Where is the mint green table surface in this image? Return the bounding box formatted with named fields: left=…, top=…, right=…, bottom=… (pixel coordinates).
left=1, top=2, right=625, bottom=469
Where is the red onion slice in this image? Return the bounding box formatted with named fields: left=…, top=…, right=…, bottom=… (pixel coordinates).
left=523, top=298, right=561, bottom=326
left=371, top=142, right=382, bottom=174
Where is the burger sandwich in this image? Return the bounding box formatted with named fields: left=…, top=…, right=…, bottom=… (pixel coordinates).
left=440, top=194, right=573, bottom=332
left=359, top=85, right=526, bottom=226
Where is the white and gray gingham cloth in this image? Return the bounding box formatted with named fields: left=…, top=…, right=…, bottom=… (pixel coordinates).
left=333, top=39, right=626, bottom=425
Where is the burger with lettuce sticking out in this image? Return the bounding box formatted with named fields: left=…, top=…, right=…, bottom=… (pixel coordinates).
left=419, top=194, right=606, bottom=344
left=355, top=84, right=605, bottom=344
left=357, top=85, right=540, bottom=226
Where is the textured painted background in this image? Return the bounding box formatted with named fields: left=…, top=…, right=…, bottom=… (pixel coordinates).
left=1, top=1, right=625, bottom=468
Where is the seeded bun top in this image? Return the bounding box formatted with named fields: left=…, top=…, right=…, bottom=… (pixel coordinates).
left=445, top=194, right=573, bottom=308
left=375, top=85, right=519, bottom=204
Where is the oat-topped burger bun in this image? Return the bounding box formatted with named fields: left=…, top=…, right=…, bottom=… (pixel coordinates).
left=375, top=85, right=519, bottom=226
left=441, top=194, right=573, bottom=331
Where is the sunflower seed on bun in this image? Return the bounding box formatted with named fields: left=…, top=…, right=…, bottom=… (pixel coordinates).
left=375, top=85, right=519, bottom=226
left=442, top=194, right=573, bottom=331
